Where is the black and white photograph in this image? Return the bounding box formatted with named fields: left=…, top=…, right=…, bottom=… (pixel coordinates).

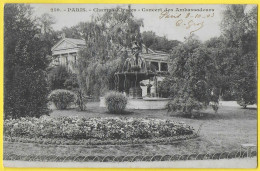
left=3, top=4, right=257, bottom=168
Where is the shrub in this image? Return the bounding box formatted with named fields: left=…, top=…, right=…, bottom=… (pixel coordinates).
left=237, top=98, right=255, bottom=108
left=63, top=73, right=79, bottom=91
left=4, top=68, right=50, bottom=119
left=47, top=65, right=70, bottom=90
left=167, top=97, right=206, bottom=117
left=105, top=91, right=128, bottom=114
left=48, top=89, right=76, bottom=110
left=157, top=77, right=173, bottom=98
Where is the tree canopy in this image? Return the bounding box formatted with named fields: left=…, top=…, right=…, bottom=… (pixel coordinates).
left=4, top=4, right=53, bottom=118
left=165, top=4, right=257, bottom=115
left=142, top=31, right=180, bottom=53
left=165, top=35, right=219, bottom=116
left=220, top=5, right=257, bottom=107
left=73, top=6, right=144, bottom=100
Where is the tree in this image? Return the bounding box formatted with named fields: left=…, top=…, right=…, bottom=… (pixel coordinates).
left=142, top=31, right=180, bottom=53
left=74, top=5, right=144, bottom=105
left=205, top=36, right=238, bottom=100
left=142, top=31, right=157, bottom=53
left=37, top=13, right=56, bottom=34
left=59, top=23, right=85, bottom=39
left=166, top=35, right=219, bottom=117
left=37, top=13, right=59, bottom=57
left=4, top=4, right=50, bottom=118
left=220, top=5, right=257, bottom=107
left=47, top=65, right=70, bottom=90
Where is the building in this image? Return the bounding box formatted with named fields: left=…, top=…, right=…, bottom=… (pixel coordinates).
left=51, top=37, right=86, bottom=70
left=51, top=37, right=170, bottom=98
left=51, top=37, right=170, bottom=73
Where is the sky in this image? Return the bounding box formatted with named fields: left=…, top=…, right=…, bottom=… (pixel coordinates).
left=30, top=4, right=254, bottom=42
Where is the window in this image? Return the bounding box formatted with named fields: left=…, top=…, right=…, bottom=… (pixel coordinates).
left=161, top=63, right=168, bottom=71
left=151, top=62, right=159, bottom=71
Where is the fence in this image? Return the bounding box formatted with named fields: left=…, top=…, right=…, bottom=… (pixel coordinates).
left=3, top=150, right=257, bottom=162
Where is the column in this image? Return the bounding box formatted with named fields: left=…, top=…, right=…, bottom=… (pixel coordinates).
left=67, top=53, right=71, bottom=70
left=158, top=62, right=161, bottom=71
left=59, top=54, right=62, bottom=65
left=74, top=53, right=77, bottom=64
left=66, top=53, right=69, bottom=66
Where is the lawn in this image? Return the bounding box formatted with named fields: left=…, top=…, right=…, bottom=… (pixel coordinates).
left=4, top=101, right=257, bottom=159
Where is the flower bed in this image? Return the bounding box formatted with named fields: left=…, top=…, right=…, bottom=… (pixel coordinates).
left=4, top=134, right=198, bottom=146
left=4, top=117, right=196, bottom=145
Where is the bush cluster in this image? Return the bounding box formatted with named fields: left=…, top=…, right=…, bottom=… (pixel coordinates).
left=48, top=89, right=76, bottom=109
left=47, top=65, right=70, bottom=90
left=105, top=91, right=128, bottom=114
left=4, top=69, right=50, bottom=119
left=4, top=117, right=194, bottom=141
left=47, top=66, right=79, bottom=91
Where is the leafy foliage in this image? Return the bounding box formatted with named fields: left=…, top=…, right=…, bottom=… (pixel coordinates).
left=165, top=5, right=257, bottom=114
left=4, top=68, right=50, bottom=119
left=74, top=89, right=88, bottom=111
left=48, top=89, right=76, bottom=110
left=220, top=5, right=257, bottom=107
left=36, top=13, right=60, bottom=55
left=73, top=6, right=143, bottom=99
left=157, top=77, right=172, bottom=98
left=142, top=31, right=180, bottom=53
left=166, top=35, right=219, bottom=116
left=77, top=57, right=124, bottom=99
left=4, top=4, right=51, bottom=118
left=105, top=91, right=128, bottom=114
left=205, top=36, right=238, bottom=99
left=4, top=117, right=194, bottom=141
left=47, top=65, right=70, bottom=90
left=63, top=73, right=79, bottom=91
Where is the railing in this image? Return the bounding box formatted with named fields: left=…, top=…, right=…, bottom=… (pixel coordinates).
left=3, top=150, right=257, bottom=162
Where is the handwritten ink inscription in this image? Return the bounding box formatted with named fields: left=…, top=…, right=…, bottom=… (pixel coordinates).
left=159, top=11, right=215, bottom=34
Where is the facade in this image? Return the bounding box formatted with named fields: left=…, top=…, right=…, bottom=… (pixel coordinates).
left=141, top=47, right=170, bottom=72
left=51, top=37, right=170, bottom=73
left=51, top=37, right=170, bottom=98
left=51, top=37, right=86, bottom=70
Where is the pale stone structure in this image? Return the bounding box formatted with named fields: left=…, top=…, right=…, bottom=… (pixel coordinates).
left=51, top=37, right=86, bottom=70
left=51, top=37, right=170, bottom=98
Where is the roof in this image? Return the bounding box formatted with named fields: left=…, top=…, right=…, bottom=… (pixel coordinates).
left=51, top=37, right=170, bottom=62
left=51, top=37, right=85, bottom=52
left=142, top=53, right=169, bottom=62
left=65, top=38, right=86, bottom=45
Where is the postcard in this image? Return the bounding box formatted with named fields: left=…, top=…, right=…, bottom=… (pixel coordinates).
left=3, top=3, right=257, bottom=168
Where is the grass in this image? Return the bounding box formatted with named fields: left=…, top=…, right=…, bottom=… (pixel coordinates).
left=4, top=101, right=257, bottom=159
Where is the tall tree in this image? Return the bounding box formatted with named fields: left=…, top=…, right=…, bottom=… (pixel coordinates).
left=142, top=31, right=157, bottom=53
left=74, top=5, right=144, bottom=102
left=37, top=13, right=56, bottom=34
left=142, top=31, right=180, bottom=53
left=205, top=36, right=238, bottom=100
left=37, top=13, right=59, bottom=56
left=4, top=4, right=50, bottom=118
left=166, top=35, right=219, bottom=117
left=221, top=5, right=257, bottom=107
left=59, top=23, right=85, bottom=39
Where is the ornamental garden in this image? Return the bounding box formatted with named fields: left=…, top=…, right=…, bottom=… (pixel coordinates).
left=4, top=4, right=257, bottom=160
